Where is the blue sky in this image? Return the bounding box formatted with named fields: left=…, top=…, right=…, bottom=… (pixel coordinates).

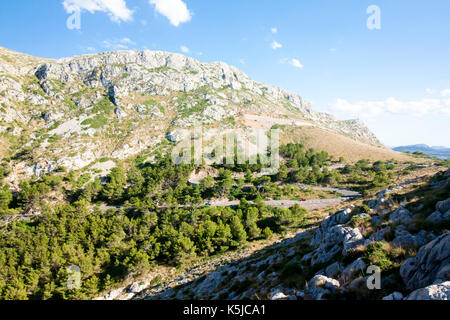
left=1, top=0, right=449, bottom=147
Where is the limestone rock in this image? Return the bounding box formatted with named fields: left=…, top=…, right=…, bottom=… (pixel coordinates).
left=306, top=275, right=340, bottom=300
left=324, top=262, right=344, bottom=279
left=400, top=232, right=450, bottom=290
left=406, top=281, right=450, bottom=300
left=340, top=258, right=367, bottom=286
left=436, top=198, right=450, bottom=214
left=370, top=227, right=390, bottom=242
left=382, top=292, right=404, bottom=300
left=389, top=206, right=414, bottom=225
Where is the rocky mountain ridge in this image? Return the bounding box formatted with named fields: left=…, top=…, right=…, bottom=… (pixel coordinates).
left=1, top=46, right=391, bottom=183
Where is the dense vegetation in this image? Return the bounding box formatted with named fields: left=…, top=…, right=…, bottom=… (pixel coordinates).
left=0, top=149, right=309, bottom=300
left=0, top=143, right=423, bottom=299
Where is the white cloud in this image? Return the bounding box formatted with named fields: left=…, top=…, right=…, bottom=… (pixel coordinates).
left=149, top=0, right=192, bottom=27
left=103, top=38, right=136, bottom=50
left=329, top=97, right=450, bottom=118
left=441, top=89, right=450, bottom=97
left=180, top=45, right=190, bottom=53
left=121, top=38, right=135, bottom=45
left=426, top=88, right=436, bottom=94
left=280, top=58, right=303, bottom=69
left=271, top=41, right=283, bottom=50
left=63, top=0, right=133, bottom=22
left=289, top=58, right=303, bottom=69
left=271, top=27, right=278, bottom=34
left=239, top=59, right=245, bottom=65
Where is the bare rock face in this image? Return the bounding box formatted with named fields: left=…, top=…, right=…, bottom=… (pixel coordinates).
left=426, top=198, right=450, bottom=224
left=340, top=258, right=367, bottom=286
left=306, top=275, right=340, bottom=300
left=33, top=50, right=382, bottom=145
left=310, top=208, right=353, bottom=247
left=382, top=292, right=404, bottom=300
left=406, top=281, right=450, bottom=300
left=400, top=232, right=450, bottom=290
left=0, top=46, right=385, bottom=179
left=436, top=198, right=450, bottom=214
left=389, top=206, right=414, bottom=225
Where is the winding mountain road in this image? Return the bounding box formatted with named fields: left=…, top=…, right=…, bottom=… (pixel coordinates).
left=207, top=197, right=349, bottom=211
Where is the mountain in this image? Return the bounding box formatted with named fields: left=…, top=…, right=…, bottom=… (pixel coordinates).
left=0, top=46, right=412, bottom=183
left=393, top=144, right=450, bottom=159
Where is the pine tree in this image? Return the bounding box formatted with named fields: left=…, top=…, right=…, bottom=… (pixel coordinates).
left=102, top=165, right=126, bottom=202
left=230, top=216, right=247, bottom=245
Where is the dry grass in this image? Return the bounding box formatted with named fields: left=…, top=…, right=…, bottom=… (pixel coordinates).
left=280, top=126, right=419, bottom=162
left=0, top=137, right=10, bottom=159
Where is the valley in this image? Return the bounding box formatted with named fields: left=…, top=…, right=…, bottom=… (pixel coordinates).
left=0, top=46, right=448, bottom=301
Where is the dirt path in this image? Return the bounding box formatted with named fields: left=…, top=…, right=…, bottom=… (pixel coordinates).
left=210, top=197, right=348, bottom=210
left=242, top=114, right=315, bottom=128
left=289, top=183, right=361, bottom=198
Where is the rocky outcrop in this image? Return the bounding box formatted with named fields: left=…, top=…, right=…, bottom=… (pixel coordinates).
left=115, top=171, right=450, bottom=301
left=340, top=258, right=367, bottom=286
left=32, top=50, right=382, bottom=146
left=400, top=232, right=450, bottom=290
left=427, top=198, right=450, bottom=224
left=392, top=227, right=427, bottom=248
left=389, top=206, right=414, bottom=225
left=406, top=281, right=450, bottom=300
left=306, top=275, right=340, bottom=300
left=307, top=206, right=367, bottom=265
left=382, top=292, right=404, bottom=300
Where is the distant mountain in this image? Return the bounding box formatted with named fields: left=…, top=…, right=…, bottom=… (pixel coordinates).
left=392, top=144, right=450, bottom=159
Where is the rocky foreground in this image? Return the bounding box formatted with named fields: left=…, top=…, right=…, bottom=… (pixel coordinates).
left=97, top=168, right=450, bottom=300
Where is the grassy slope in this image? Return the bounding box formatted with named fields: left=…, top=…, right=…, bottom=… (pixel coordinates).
left=281, top=126, right=417, bottom=162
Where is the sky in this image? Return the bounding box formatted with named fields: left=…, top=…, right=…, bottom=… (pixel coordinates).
left=0, top=0, right=449, bottom=147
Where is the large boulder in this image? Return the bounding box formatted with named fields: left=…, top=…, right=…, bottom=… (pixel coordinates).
left=313, top=244, right=341, bottom=265
left=428, top=199, right=450, bottom=224
left=436, top=198, right=450, bottom=214
left=324, top=262, right=344, bottom=279
left=382, top=292, right=404, bottom=300
left=310, top=208, right=353, bottom=247
left=342, top=228, right=365, bottom=254
left=306, top=275, right=340, bottom=300
left=270, top=291, right=289, bottom=300
left=400, top=232, right=450, bottom=290
left=370, top=227, right=390, bottom=242
left=311, top=225, right=365, bottom=265
left=128, top=281, right=148, bottom=294
left=406, top=281, right=450, bottom=300
left=392, top=228, right=427, bottom=248
left=340, top=258, right=367, bottom=286
left=389, top=206, right=414, bottom=225
left=426, top=209, right=450, bottom=225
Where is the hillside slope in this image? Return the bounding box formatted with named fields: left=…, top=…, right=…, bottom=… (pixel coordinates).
left=0, top=46, right=413, bottom=182
left=125, top=168, right=449, bottom=301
